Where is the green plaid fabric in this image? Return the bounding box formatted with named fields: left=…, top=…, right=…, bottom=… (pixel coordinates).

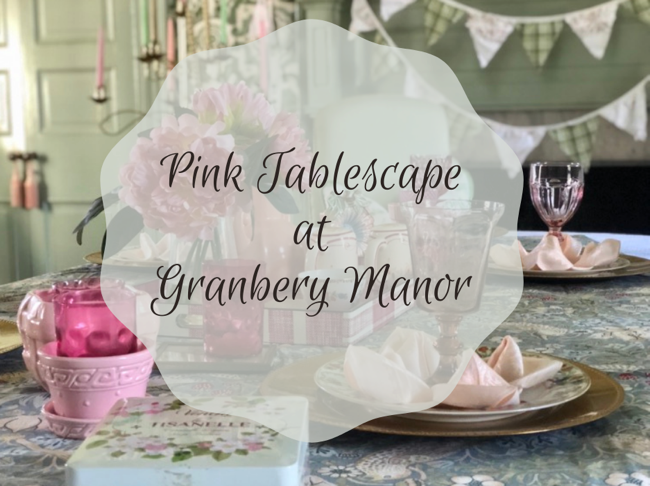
left=444, top=106, right=485, bottom=155
left=623, top=0, right=650, bottom=26
left=549, top=118, right=600, bottom=164
left=373, top=31, right=387, bottom=46
left=517, top=21, right=564, bottom=67
left=371, top=32, right=401, bottom=81
left=423, top=0, right=464, bottom=46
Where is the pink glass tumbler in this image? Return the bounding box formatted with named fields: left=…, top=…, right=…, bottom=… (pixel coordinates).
left=54, top=288, right=137, bottom=358
left=203, top=259, right=266, bottom=358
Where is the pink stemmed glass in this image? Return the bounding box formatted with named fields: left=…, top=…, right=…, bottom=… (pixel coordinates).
left=529, top=162, right=584, bottom=243
left=54, top=287, right=137, bottom=358
left=52, top=277, right=124, bottom=293
left=202, top=259, right=265, bottom=358
left=406, top=200, right=505, bottom=382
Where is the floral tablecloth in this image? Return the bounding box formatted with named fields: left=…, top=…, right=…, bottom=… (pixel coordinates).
left=2, top=233, right=650, bottom=486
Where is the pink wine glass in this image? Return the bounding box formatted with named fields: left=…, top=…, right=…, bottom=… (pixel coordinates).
left=202, top=259, right=265, bottom=358
left=529, top=162, right=584, bottom=243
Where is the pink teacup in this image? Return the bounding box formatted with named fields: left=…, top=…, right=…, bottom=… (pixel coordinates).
left=37, top=342, right=153, bottom=420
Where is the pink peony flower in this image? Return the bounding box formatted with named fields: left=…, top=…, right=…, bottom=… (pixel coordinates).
left=144, top=442, right=168, bottom=453
left=245, top=442, right=264, bottom=452
left=268, top=111, right=311, bottom=179
left=119, top=114, right=244, bottom=241
left=192, top=82, right=275, bottom=143
left=192, top=83, right=311, bottom=179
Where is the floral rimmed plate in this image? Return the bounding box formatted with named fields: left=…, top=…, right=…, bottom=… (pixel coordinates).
left=314, top=351, right=591, bottom=423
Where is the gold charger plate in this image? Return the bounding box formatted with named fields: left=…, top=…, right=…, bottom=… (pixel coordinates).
left=84, top=252, right=103, bottom=265
left=0, top=319, right=22, bottom=355
left=489, top=254, right=650, bottom=281
left=84, top=252, right=165, bottom=268
left=260, top=353, right=624, bottom=437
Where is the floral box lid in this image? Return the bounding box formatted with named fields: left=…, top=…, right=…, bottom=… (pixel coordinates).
left=66, top=396, right=309, bottom=486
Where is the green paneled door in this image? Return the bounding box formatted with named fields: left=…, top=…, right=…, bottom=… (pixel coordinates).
left=0, top=0, right=147, bottom=283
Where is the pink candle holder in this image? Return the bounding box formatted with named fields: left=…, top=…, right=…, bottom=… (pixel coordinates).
left=54, top=287, right=137, bottom=358
left=38, top=342, right=153, bottom=421
left=203, top=259, right=266, bottom=358
left=17, top=288, right=58, bottom=389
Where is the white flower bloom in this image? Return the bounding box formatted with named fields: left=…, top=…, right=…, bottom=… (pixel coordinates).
left=451, top=475, right=504, bottom=486
left=210, top=441, right=239, bottom=454
left=605, top=472, right=650, bottom=486
left=317, top=465, right=362, bottom=478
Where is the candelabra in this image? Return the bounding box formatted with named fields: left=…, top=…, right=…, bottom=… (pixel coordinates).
left=138, top=40, right=165, bottom=79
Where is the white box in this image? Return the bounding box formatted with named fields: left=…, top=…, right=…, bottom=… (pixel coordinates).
left=66, top=396, right=309, bottom=486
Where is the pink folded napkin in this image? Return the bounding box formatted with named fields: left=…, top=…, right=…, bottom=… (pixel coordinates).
left=442, top=336, right=562, bottom=409
left=490, top=234, right=620, bottom=271
left=344, top=328, right=444, bottom=405
left=343, top=330, right=562, bottom=410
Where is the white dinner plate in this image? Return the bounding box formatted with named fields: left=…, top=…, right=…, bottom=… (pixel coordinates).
left=314, top=352, right=591, bottom=423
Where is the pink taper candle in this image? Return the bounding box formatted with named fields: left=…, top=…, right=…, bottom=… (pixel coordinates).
left=10, top=163, right=23, bottom=208
left=167, top=17, right=176, bottom=70
left=95, top=27, right=105, bottom=88
left=24, top=162, right=40, bottom=210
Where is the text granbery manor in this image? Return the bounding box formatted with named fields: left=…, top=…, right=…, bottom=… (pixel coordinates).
left=153, top=263, right=472, bottom=317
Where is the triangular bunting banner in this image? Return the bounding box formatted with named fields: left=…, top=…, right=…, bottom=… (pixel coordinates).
left=549, top=118, right=600, bottom=165
left=466, top=13, right=516, bottom=68
left=350, top=0, right=377, bottom=34
left=404, top=68, right=426, bottom=98
left=423, top=0, right=465, bottom=46
left=565, top=3, right=618, bottom=59
left=373, top=31, right=387, bottom=45
left=487, top=120, right=548, bottom=163
left=600, top=83, right=648, bottom=141
left=623, top=0, right=650, bottom=26
left=370, top=32, right=402, bottom=80
left=381, top=0, right=417, bottom=22
left=403, top=68, right=445, bottom=102
left=517, top=21, right=564, bottom=67
left=444, top=106, right=485, bottom=155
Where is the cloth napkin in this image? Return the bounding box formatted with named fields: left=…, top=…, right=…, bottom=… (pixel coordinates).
left=490, top=234, right=620, bottom=271
left=344, top=328, right=443, bottom=405
left=442, top=336, right=562, bottom=409
left=344, top=330, right=562, bottom=410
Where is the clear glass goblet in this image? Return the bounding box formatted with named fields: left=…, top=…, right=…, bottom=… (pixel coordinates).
left=529, top=162, right=584, bottom=243
left=405, top=200, right=505, bottom=382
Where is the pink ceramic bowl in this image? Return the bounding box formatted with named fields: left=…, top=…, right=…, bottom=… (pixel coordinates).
left=37, top=342, right=153, bottom=420
left=17, top=289, right=58, bottom=389
left=41, top=400, right=101, bottom=439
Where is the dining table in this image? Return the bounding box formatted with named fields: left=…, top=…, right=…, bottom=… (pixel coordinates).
left=1, top=231, right=650, bottom=486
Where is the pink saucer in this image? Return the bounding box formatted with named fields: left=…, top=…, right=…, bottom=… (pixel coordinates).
left=41, top=400, right=101, bottom=439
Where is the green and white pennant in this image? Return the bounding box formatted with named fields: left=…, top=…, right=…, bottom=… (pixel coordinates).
left=549, top=118, right=600, bottom=166
left=422, top=0, right=465, bottom=46
left=370, top=31, right=402, bottom=81
left=517, top=21, right=564, bottom=67
left=623, top=0, right=650, bottom=26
